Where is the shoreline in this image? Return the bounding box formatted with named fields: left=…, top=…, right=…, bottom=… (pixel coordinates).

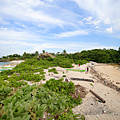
left=0, top=62, right=120, bottom=119
left=70, top=63, right=120, bottom=120
left=0, top=60, right=24, bottom=71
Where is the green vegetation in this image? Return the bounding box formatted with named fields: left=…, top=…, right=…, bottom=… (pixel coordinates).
left=0, top=54, right=86, bottom=120
left=90, top=83, right=93, bottom=86
left=1, top=47, right=119, bottom=119
left=66, top=69, right=85, bottom=72
left=79, top=48, right=120, bottom=63
left=62, top=75, right=66, bottom=77
left=1, top=47, right=120, bottom=64
left=48, top=68, right=58, bottom=74
left=0, top=80, right=84, bottom=120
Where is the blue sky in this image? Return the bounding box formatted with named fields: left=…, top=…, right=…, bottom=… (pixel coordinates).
left=0, top=0, right=120, bottom=57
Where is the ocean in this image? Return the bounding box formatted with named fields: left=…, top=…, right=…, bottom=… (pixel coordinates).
left=0, top=62, right=12, bottom=67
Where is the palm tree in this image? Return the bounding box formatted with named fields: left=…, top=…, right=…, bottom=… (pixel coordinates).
left=42, top=50, right=45, bottom=54
left=63, top=49, right=67, bottom=57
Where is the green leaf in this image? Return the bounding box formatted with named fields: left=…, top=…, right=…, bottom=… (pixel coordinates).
left=13, top=117, right=22, bottom=120
left=36, top=109, right=45, bottom=118
left=41, top=104, right=47, bottom=110
left=22, top=114, right=30, bottom=120
left=41, top=98, right=47, bottom=104
left=49, top=103, right=54, bottom=111
left=25, top=103, right=30, bottom=111
left=1, top=113, right=7, bottom=119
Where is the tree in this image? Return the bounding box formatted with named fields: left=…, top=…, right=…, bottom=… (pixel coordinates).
left=35, top=51, right=39, bottom=56
left=42, top=50, right=45, bottom=54
left=2, top=56, right=7, bottom=59
left=62, top=49, right=66, bottom=55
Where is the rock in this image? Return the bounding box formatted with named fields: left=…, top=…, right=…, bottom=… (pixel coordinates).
left=96, top=115, right=99, bottom=117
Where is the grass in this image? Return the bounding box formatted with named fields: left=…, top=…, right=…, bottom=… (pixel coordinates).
left=66, top=69, right=85, bottom=72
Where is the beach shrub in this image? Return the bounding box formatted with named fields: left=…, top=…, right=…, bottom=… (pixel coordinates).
left=62, top=75, right=66, bottom=77
left=8, top=80, right=28, bottom=88
left=0, top=75, right=8, bottom=80
left=0, top=81, right=8, bottom=88
left=43, top=79, right=82, bottom=108
left=0, top=86, right=11, bottom=101
left=43, top=78, right=75, bottom=95
left=75, top=60, right=88, bottom=65
left=48, top=68, right=58, bottom=74
left=0, top=70, right=14, bottom=76
left=58, top=61, right=73, bottom=68
left=0, top=84, right=83, bottom=120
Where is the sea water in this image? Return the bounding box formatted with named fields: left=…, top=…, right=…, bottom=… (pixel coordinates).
left=0, top=62, right=11, bottom=67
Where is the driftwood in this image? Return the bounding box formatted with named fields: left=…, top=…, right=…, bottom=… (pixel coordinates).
left=90, top=90, right=106, bottom=103
left=71, top=78, right=94, bottom=82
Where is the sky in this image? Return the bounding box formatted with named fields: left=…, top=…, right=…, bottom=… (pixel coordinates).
left=0, top=0, right=120, bottom=57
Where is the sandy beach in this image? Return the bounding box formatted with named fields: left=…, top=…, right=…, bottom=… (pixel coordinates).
left=39, top=63, right=120, bottom=120
left=2, top=61, right=120, bottom=119
left=69, top=63, right=120, bottom=120
left=93, top=64, right=120, bottom=87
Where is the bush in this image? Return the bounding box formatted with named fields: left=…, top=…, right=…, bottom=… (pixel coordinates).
left=48, top=68, right=58, bottom=74
left=75, top=60, right=88, bottom=65
left=62, top=75, right=66, bottom=77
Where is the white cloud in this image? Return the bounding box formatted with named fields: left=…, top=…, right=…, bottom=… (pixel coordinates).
left=1, top=26, right=7, bottom=31
left=83, top=17, right=93, bottom=22
left=0, top=18, right=9, bottom=25
left=0, top=40, right=117, bottom=57
left=71, top=0, right=120, bottom=31
left=106, top=28, right=113, bottom=33
left=56, top=30, right=89, bottom=37
left=0, top=0, right=64, bottom=27
left=45, top=0, right=53, bottom=2
left=82, top=17, right=101, bottom=26
left=104, top=18, right=111, bottom=24
left=0, top=29, right=43, bottom=41
left=15, top=22, right=26, bottom=28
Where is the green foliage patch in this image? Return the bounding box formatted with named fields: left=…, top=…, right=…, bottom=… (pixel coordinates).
left=48, top=68, right=58, bottom=74
left=0, top=83, right=84, bottom=120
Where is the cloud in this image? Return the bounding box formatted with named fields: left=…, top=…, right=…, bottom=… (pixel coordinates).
left=1, top=26, right=7, bottom=31
left=15, top=22, right=26, bottom=28
left=0, top=0, right=64, bottom=28
left=106, top=28, right=113, bottom=33
left=82, top=16, right=101, bottom=26
left=0, top=18, right=9, bottom=25
left=55, top=30, right=89, bottom=37
left=45, top=0, right=53, bottom=2
left=83, top=17, right=93, bottom=22
left=70, top=0, right=120, bottom=31
left=0, top=29, right=43, bottom=41
left=0, top=38, right=118, bottom=57
left=0, top=0, right=119, bottom=57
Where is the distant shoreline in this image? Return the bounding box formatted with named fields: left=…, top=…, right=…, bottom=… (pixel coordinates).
left=0, top=60, right=25, bottom=71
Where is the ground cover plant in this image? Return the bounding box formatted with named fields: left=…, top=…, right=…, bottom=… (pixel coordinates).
left=0, top=82, right=84, bottom=120
left=0, top=56, right=86, bottom=119
left=48, top=68, right=58, bottom=74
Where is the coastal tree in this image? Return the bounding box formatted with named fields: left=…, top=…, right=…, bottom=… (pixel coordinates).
left=42, top=50, right=45, bottom=54
left=35, top=51, right=39, bottom=56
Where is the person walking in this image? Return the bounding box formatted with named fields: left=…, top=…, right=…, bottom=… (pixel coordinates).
left=85, top=67, right=89, bottom=74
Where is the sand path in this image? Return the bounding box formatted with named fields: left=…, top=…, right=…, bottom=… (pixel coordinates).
left=17, top=62, right=120, bottom=120
left=69, top=63, right=120, bottom=120
left=93, top=64, right=120, bottom=87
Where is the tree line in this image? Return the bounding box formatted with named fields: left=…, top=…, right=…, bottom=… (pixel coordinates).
left=0, top=48, right=120, bottom=64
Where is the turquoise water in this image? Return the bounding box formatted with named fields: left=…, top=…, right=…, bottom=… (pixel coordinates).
left=0, top=62, right=11, bottom=66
